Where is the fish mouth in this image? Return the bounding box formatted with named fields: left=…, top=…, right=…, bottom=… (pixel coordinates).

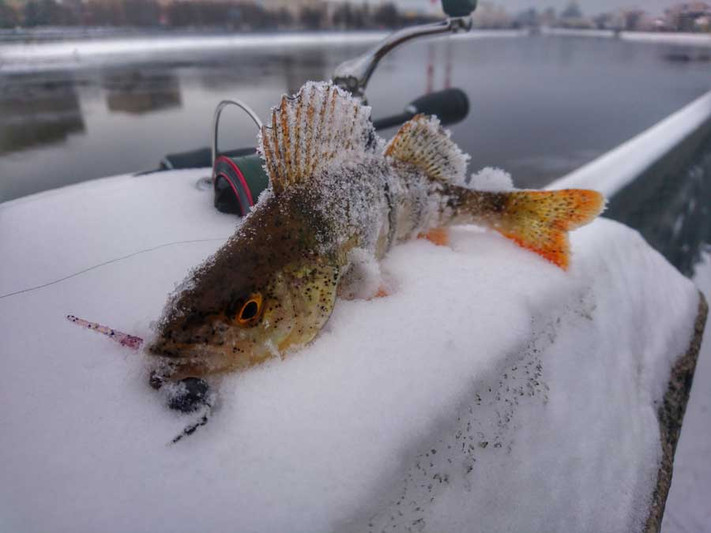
left=148, top=338, right=224, bottom=383
left=148, top=336, right=230, bottom=362
left=148, top=337, right=196, bottom=359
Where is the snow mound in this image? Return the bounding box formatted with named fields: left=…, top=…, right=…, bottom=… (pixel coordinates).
left=468, top=166, right=514, bottom=191
left=0, top=170, right=700, bottom=533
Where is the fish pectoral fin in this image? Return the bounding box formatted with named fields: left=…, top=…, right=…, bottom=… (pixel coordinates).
left=384, top=114, right=468, bottom=183
left=340, top=283, right=391, bottom=301
left=372, top=286, right=390, bottom=299
left=337, top=248, right=388, bottom=301
left=418, top=227, right=450, bottom=247
left=259, top=82, right=376, bottom=194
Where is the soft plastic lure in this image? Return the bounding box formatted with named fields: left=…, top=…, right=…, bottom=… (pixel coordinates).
left=66, top=314, right=143, bottom=350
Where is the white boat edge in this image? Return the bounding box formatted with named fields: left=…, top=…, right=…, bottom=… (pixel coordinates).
left=548, top=88, right=711, bottom=196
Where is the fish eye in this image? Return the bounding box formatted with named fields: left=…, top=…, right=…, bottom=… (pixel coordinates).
left=237, top=293, right=263, bottom=325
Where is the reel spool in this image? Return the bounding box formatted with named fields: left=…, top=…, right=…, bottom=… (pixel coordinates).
left=211, top=100, right=270, bottom=216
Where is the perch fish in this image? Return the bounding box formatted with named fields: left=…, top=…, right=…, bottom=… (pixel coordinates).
left=149, top=81, right=604, bottom=380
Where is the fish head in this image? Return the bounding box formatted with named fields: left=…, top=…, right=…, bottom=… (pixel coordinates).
left=148, top=193, right=341, bottom=380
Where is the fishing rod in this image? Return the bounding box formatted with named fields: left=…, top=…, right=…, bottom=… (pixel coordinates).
left=153, top=0, right=478, bottom=217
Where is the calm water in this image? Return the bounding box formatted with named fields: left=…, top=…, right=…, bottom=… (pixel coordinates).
left=1, top=33, right=711, bottom=202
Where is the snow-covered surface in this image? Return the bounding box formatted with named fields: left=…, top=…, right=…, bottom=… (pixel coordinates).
left=0, top=32, right=385, bottom=72
left=543, top=27, right=711, bottom=47
left=0, top=169, right=700, bottom=533
left=0, top=30, right=525, bottom=73
left=622, top=32, right=711, bottom=47
left=662, top=249, right=711, bottom=533
left=542, top=27, right=617, bottom=39
left=550, top=89, right=711, bottom=197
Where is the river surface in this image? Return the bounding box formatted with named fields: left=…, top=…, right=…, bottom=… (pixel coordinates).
left=1, top=31, right=711, bottom=202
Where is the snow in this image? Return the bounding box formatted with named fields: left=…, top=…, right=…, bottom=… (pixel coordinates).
left=0, top=168, right=701, bottom=533
left=542, top=28, right=617, bottom=39
left=542, top=28, right=711, bottom=47
left=468, top=167, right=513, bottom=191
left=551, top=89, right=711, bottom=197
left=622, top=32, right=711, bottom=47
left=0, top=30, right=525, bottom=74
left=0, top=32, right=386, bottom=73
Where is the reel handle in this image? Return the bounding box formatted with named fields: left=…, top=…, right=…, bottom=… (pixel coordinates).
left=373, top=88, right=470, bottom=130
left=211, top=100, right=269, bottom=216
left=211, top=99, right=263, bottom=167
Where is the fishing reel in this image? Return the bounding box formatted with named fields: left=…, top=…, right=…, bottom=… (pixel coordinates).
left=210, top=100, right=267, bottom=216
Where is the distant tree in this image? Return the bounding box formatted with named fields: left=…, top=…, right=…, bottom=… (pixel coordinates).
left=165, top=2, right=197, bottom=27
left=560, top=1, right=582, bottom=20
left=623, top=10, right=644, bottom=31
left=300, top=6, right=324, bottom=30
left=373, top=3, right=399, bottom=28
left=0, top=0, right=19, bottom=28
left=23, top=0, right=77, bottom=26
left=514, top=7, right=538, bottom=28
left=85, top=0, right=124, bottom=26
left=351, top=5, right=366, bottom=28
left=123, top=0, right=160, bottom=27
left=593, top=12, right=612, bottom=30
left=275, top=7, right=293, bottom=28
left=333, top=2, right=353, bottom=29
left=239, top=4, right=270, bottom=30
left=166, top=1, right=236, bottom=28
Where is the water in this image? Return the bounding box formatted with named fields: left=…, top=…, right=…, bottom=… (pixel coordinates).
left=1, top=32, right=710, bottom=202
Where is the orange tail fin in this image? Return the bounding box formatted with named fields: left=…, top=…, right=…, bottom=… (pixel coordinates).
left=495, top=189, right=605, bottom=270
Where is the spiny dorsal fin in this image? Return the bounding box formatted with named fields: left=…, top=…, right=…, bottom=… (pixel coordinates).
left=257, top=81, right=376, bottom=194
left=384, top=114, right=469, bottom=183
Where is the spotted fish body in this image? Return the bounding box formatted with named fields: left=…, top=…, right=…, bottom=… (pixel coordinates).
left=149, top=82, right=604, bottom=380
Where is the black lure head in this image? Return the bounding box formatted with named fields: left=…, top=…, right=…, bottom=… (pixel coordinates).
left=150, top=372, right=215, bottom=443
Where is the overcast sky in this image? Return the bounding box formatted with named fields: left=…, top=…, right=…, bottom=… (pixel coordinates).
left=389, top=0, right=679, bottom=17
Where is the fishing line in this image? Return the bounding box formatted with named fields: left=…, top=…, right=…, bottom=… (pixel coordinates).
left=0, top=236, right=231, bottom=300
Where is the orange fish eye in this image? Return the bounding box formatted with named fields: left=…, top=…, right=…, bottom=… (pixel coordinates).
left=236, top=293, right=263, bottom=326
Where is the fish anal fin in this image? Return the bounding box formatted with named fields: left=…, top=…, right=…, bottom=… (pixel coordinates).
left=418, top=227, right=450, bottom=247
left=258, top=82, right=376, bottom=194
left=384, top=114, right=469, bottom=183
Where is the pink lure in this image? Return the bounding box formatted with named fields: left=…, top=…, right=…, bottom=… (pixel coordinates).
left=67, top=315, right=143, bottom=350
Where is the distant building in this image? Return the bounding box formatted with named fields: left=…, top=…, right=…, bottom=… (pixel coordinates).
left=665, top=2, right=711, bottom=32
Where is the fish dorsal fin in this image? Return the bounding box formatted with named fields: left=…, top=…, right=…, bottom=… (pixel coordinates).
left=258, top=81, right=376, bottom=194
left=384, top=114, right=469, bottom=183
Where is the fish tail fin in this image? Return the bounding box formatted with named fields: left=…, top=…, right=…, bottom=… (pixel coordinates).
left=491, top=189, right=605, bottom=270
